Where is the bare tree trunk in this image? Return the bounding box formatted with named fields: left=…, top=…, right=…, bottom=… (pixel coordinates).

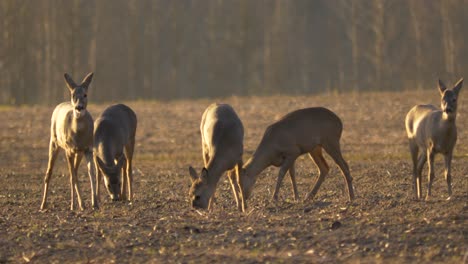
left=410, top=1, right=422, bottom=90
left=374, top=0, right=385, bottom=89
left=350, top=1, right=359, bottom=90
left=263, top=0, right=285, bottom=94
left=440, top=1, right=455, bottom=75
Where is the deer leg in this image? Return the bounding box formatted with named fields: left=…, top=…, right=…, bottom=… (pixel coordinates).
left=127, top=163, right=133, bottom=202
left=66, top=153, right=75, bottom=210
left=73, top=152, right=85, bottom=210
left=323, top=142, right=355, bottom=201
left=85, top=150, right=98, bottom=209
left=227, top=162, right=245, bottom=212
left=126, top=158, right=133, bottom=202
left=444, top=152, right=453, bottom=200
left=227, top=170, right=241, bottom=210
left=73, top=152, right=83, bottom=203
left=409, top=141, right=419, bottom=199
left=425, top=149, right=436, bottom=201
left=272, top=156, right=297, bottom=201
left=304, top=147, right=330, bottom=201
left=95, top=156, right=102, bottom=204
left=235, top=161, right=246, bottom=212
left=120, top=157, right=128, bottom=201
left=66, top=152, right=83, bottom=210
left=124, top=141, right=135, bottom=201
left=288, top=162, right=299, bottom=201
left=231, top=161, right=247, bottom=213
left=40, top=141, right=60, bottom=210
left=416, top=152, right=427, bottom=200
left=73, top=156, right=84, bottom=210
left=74, top=152, right=83, bottom=172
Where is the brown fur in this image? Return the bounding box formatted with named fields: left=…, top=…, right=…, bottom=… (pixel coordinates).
left=40, top=72, right=97, bottom=211
left=239, top=107, right=355, bottom=210
left=94, top=104, right=137, bottom=202
left=405, top=78, right=463, bottom=200
left=188, top=103, right=244, bottom=211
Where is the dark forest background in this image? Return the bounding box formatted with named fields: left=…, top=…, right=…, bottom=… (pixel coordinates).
left=1, top=0, right=467, bottom=105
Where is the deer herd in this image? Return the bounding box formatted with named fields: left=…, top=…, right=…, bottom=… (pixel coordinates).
left=40, top=73, right=463, bottom=212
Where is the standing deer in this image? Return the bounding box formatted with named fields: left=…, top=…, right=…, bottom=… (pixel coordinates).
left=405, top=78, right=463, bottom=201
left=188, top=103, right=245, bottom=211
left=40, top=72, right=97, bottom=211
left=94, top=104, right=137, bottom=202
left=238, top=107, right=354, bottom=210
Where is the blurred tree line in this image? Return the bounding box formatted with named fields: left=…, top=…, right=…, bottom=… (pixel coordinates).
left=1, top=0, right=467, bottom=105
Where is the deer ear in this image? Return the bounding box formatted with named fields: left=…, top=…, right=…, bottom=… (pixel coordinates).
left=81, top=72, right=94, bottom=89
left=453, top=78, right=463, bottom=96
left=64, top=73, right=77, bottom=91
left=188, top=166, right=198, bottom=182
left=438, top=79, right=448, bottom=95
left=200, top=168, right=209, bottom=182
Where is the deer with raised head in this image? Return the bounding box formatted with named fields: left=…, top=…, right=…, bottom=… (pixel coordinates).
left=188, top=103, right=245, bottom=211
left=94, top=104, right=137, bottom=202
left=238, top=107, right=354, bottom=210
left=405, top=78, right=463, bottom=201
left=40, top=72, right=97, bottom=211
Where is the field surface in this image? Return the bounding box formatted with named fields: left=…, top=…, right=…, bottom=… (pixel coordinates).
left=0, top=91, right=467, bottom=263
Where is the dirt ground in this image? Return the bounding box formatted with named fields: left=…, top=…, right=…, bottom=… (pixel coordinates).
left=0, top=90, right=466, bottom=263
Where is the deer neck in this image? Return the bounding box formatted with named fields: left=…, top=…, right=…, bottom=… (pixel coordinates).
left=71, top=116, right=83, bottom=132
left=205, top=157, right=226, bottom=186
left=439, top=112, right=457, bottom=137
left=95, top=141, right=116, bottom=166
left=441, top=111, right=457, bottom=123
left=244, top=153, right=269, bottom=184
left=71, top=114, right=86, bottom=132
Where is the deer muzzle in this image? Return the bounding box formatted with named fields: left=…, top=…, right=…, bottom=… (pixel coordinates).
left=73, top=105, right=87, bottom=118
left=444, top=107, right=454, bottom=114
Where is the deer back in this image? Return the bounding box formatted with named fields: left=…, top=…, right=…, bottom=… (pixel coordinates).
left=255, top=107, right=343, bottom=157
left=94, top=104, right=137, bottom=163
left=201, top=103, right=244, bottom=167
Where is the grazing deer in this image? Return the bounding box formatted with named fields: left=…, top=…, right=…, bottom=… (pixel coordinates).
left=40, top=73, right=97, bottom=211
left=238, top=107, right=355, bottom=209
left=188, top=103, right=245, bottom=211
left=405, top=78, right=463, bottom=201
left=94, top=104, right=137, bottom=202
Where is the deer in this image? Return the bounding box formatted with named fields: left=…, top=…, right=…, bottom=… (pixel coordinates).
left=40, top=72, right=98, bottom=211
left=188, top=103, right=245, bottom=212
left=238, top=107, right=355, bottom=210
left=94, top=104, right=137, bottom=202
left=405, top=78, right=463, bottom=201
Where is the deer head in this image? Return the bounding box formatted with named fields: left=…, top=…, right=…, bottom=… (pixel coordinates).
left=64, top=72, right=94, bottom=119
left=96, top=155, right=125, bottom=201
left=438, top=78, right=463, bottom=119
left=188, top=166, right=215, bottom=209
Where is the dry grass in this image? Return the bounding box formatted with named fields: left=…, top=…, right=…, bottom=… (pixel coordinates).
left=0, top=90, right=467, bottom=263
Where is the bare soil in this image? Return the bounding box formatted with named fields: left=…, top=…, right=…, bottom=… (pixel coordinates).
left=0, top=91, right=466, bottom=263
